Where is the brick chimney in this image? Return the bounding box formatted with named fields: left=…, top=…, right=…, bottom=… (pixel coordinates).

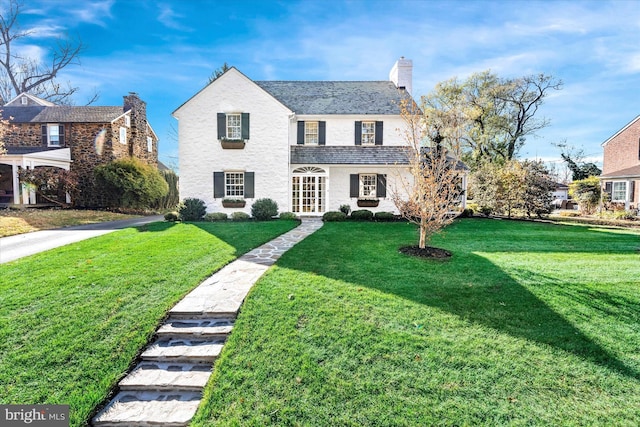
left=389, top=57, right=413, bottom=95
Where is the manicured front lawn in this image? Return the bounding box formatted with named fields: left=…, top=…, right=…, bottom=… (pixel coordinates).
left=193, top=219, right=640, bottom=426
left=0, top=220, right=298, bottom=427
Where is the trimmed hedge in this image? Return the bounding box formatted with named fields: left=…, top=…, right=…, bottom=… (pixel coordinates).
left=251, top=198, right=278, bottom=220
left=204, top=212, right=228, bottom=222
left=179, top=198, right=206, bottom=221
left=322, top=211, right=347, bottom=222
left=279, top=212, right=298, bottom=220
left=374, top=211, right=395, bottom=222
left=351, top=209, right=374, bottom=221
left=231, top=211, right=251, bottom=221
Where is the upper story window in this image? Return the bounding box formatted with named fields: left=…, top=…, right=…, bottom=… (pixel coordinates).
left=125, top=115, right=131, bottom=127
left=21, top=96, right=27, bottom=105
left=305, top=122, right=319, bottom=145
left=42, top=124, right=64, bottom=147
left=359, top=174, right=377, bottom=197
left=217, top=113, right=250, bottom=140
left=361, top=122, right=376, bottom=145
left=147, top=136, right=153, bottom=152
left=119, top=127, right=127, bottom=144
left=355, top=121, right=383, bottom=145
left=297, top=121, right=326, bottom=145
left=226, top=114, right=241, bottom=140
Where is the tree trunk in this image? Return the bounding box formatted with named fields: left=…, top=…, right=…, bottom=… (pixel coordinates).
left=419, top=218, right=427, bottom=248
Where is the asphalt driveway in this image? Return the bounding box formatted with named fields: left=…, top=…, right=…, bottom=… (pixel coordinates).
left=0, top=215, right=164, bottom=264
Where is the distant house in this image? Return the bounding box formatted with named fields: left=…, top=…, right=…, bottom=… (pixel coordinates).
left=600, top=115, right=640, bottom=211
left=0, top=92, right=158, bottom=207
left=173, top=59, right=467, bottom=215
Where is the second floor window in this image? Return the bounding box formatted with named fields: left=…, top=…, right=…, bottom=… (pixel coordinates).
left=147, top=136, right=153, bottom=152
left=119, top=127, right=127, bottom=144
left=305, top=122, right=319, bottom=145
left=226, top=114, right=241, bottom=140
left=42, top=124, right=64, bottom=147
left=361, top=122, right=375, bottom=145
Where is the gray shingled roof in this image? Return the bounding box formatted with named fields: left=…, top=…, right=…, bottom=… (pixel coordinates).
left=255, top=81, right=407, bottom=115
left=1, top=106, right=125, bottom=123
left=291, top=146, right=410, bottom=165
left=600, top=165, right=640, bottom=178
left=6, top=146, right=64, bottom=155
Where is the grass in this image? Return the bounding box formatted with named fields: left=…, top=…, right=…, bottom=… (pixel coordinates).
left=192, top=219, right=640, bottom=426
left=0, top=220, right=298, bottom=427
left=0, top=208, right=140, bottom=237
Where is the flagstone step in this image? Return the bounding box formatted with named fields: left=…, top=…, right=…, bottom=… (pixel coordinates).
left=119, top=362, right=212, bottom=392
left=92, top=390, right=202, bottom=427
left=141, top=338, right=225, bottom=363
left=157, top=317, right=234, bottom=338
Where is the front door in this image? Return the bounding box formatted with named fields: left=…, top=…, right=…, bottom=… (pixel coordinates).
left=292, top=167, right=326, bottom=214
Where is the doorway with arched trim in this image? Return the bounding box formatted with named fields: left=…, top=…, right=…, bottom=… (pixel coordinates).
left=291, top=166, right=327, bottom=214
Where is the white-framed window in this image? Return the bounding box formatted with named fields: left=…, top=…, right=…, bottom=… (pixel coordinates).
left=225, top=172, right=244, bottom=197
left=125, top=115, right=131, bottom=127
left=119, top=127, right=127, bottom=144
left=361, top=121, right=375, bottom=145
left=305, top=122, right=319, bottom=145
left=21, top=96, right=27, bottom=105
left=226, top=114, right=241, bottom=140
left=360, top=174, right=377, bottom=198
left=147, top=136, right=153, bottom=152
left=612, top=182, right=627, bottom=201
left=46, top=124, right=61, bottom=147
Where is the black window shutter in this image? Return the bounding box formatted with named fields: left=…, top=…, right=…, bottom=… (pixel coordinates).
left=241, top=113, right=250, bottom=139
left=297, top=121, right=305, bottom=144
left=319, top=121, right=326, bottom=145
left=355, top=121, right=362, bottom=145
left=604, top=181, right=612, bottom=194
left=59, top=125, right=65, bottom=146
left=217, top=113, right=226, bottom=139
left=244, top=172, right=255, bottom=198
left=376, top=174, right=387, bottom=197
left=350, top=174, right=359, bottom=197
left=214, top=172, right=224, bottom=198
left=214, top=172, right=225, bottom=198
left=41, top=125, right=48, bottom=145
left=375, top=121, right=383, bottom=145
left=630, top=181, right=635, bottom=202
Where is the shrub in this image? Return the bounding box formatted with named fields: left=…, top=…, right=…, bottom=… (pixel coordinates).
left=231, top=211, right=250, bottom=221
left=164, top=211, right=179, bottom=222
left=322, top=211, right=347, bottom=222
left=153, top=169, right=180, bottom=210
left=374, top=211, right=395, bottom=222
left=351, top=209, right=374, bottom=221
left=279, top=212, right=298, bottom=220
left=339, top=204, right=351, bottom=215
left=94, top=157, right=168, bottom=209
left=559, top=211, right=580, bottom=217
left=179, top=198, right=206, bottom=221
left=613, top=210, right=637, bottom=220
left=479, top=206, right=493, bottom=217
left=204, top=212, right=228, bottom=222
left=251, top=198, right=278, bottom=220
left=458, top=208, right=474, bottom=218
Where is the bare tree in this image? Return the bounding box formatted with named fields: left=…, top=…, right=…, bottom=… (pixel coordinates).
left=208, top=62, right=230, bottom=84
left=0, top=0, right=95, bottom=105
left=393, top=95, right=467, bottom=250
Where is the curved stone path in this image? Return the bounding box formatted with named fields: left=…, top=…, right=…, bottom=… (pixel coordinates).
left=92, top=219, right=323, bottom=426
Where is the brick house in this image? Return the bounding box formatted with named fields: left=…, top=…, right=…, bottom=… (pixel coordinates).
left=0, top=92, right=158, bottom=207
left=600, top=115, right=640, bottom=211
left=174, top=59, right=467, bottom=216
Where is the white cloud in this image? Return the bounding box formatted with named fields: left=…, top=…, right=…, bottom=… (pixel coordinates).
left=157, top=4, right=193, bottom=32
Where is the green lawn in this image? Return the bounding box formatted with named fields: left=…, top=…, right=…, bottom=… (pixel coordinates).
left=0, top=220, right=298, bottom=427
left=193, top=219, right=640, bottom=426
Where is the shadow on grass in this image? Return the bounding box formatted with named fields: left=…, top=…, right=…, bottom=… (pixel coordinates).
left=274, top=221, right=640, bottom=381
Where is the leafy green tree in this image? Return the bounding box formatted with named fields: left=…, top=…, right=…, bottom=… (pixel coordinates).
left=560, top=153, right=601, bottom=180
left=521, top=160, right=555, bottom=218
left=18, top=166, right=78, bottom=206
left=94, top=157, right=168, bottom=209
left=569, top=176, right=601, bottom=215
left=152, top=169, right=179, bottom=210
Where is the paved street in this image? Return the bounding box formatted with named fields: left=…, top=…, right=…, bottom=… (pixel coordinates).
left=0, top=215, right=164, bottom=264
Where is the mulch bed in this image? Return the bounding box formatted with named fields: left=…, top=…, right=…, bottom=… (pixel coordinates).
left=399, top=245, right=452, bottom=259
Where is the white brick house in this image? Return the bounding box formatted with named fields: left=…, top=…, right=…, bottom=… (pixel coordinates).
left=173, top=59, right=466, bottom=216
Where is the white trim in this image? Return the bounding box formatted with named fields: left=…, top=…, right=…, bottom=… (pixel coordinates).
left=602, top=115, right=640, bottom=146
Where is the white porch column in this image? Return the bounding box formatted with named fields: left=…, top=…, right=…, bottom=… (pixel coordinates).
left=12, top=160, right=20, bottom=205
left=626, top=180, right=631, bottom=210
left=461, top=174, right=468, bottom=209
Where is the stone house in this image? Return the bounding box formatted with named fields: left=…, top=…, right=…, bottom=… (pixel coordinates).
left=173, top=58, right=467, bottom=216
left=600, top=115, right=640, bottom=211
left=0, top=92, right=158, bottom=207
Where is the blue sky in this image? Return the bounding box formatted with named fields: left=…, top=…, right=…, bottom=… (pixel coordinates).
left=14, top=0, right=640, bottom=174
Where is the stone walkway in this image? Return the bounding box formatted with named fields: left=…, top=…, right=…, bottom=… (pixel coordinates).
left=92, top=219, right=323, bottom=427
